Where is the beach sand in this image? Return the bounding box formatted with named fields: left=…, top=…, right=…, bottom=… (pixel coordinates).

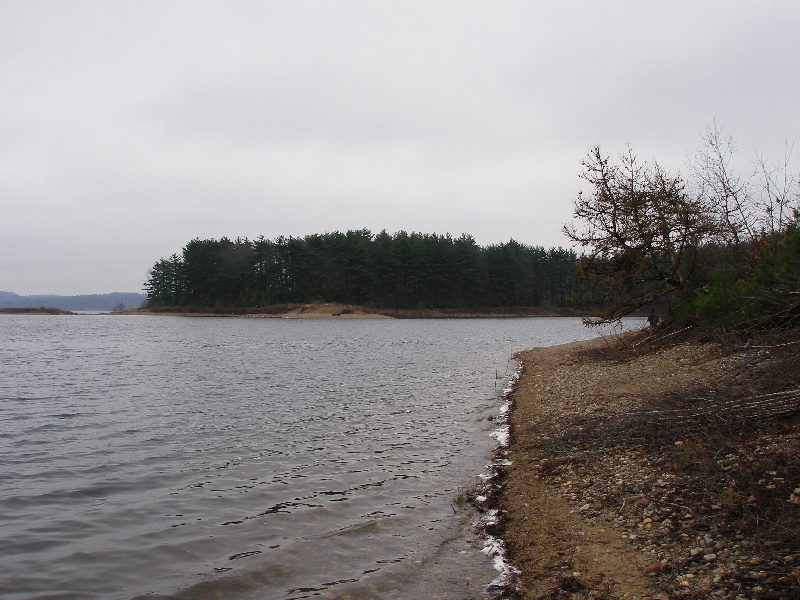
left=498, top=329, right=800, bottom=598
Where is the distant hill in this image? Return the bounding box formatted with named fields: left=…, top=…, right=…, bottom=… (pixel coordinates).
left=0, top=291, right=147, bottom=312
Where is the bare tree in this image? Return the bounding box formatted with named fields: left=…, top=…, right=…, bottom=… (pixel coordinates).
left=754, top=140, right=799, bottom=240
left=689, top=119, right=757, bottom=246
left=564, top=145, right=717, bottom=323
left=690, top=119, right=799, bottom=246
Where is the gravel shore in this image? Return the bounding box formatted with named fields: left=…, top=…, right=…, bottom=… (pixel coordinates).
left=496, top=327, right=800, bottom=599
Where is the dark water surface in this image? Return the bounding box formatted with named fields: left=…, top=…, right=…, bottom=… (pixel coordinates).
left=0, top=316, right=624, bottom=599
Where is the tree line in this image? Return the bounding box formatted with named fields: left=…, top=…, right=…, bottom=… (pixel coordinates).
left=144, top=230, right=582, bottom=310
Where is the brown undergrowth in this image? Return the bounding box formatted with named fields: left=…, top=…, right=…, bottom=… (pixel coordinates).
left=499, top=325, right=800, bottom=599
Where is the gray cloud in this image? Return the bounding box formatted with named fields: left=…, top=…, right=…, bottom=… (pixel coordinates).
left=1, top=0, right=798, bottom=294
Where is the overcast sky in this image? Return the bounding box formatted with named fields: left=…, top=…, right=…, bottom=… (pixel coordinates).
left=1, top=1, right=798, bottom=295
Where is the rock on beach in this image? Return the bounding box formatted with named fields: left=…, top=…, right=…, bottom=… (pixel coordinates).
left=497, top=328, right=800, bottom=598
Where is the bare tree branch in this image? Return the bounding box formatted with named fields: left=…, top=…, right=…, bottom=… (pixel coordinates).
left=565, top=145, right=716, bottom=322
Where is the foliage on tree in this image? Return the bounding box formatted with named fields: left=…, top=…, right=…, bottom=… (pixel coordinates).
left=684, top=219, right=800, bottom=337
left=683, top=124, right=800, bottom=337
left=563, top=145, right=717, bottom=322
left=144, top=254, right=184, bottom=306
left=566, top=124, right=800, bottom=338
left=144, top=230, right=580, bottom=311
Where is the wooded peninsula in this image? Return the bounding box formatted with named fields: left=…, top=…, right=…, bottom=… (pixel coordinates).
left=143, top=231, right=583, bottom=312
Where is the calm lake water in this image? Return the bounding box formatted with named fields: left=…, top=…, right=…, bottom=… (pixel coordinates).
left=0, top=315, right=631, bottom=600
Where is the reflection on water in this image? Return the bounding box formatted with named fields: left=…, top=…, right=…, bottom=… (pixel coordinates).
left=0, top=315, right=630, bottom=599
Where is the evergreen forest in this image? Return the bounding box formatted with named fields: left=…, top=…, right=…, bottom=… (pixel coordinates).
left=144, top=230, right=582, bottom=310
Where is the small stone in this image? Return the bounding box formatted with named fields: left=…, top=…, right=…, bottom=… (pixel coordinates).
left=704, top=553, right=718, bottom=561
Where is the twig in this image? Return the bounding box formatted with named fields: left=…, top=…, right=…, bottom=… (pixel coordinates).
left=632, top=325, right=694, bottom=349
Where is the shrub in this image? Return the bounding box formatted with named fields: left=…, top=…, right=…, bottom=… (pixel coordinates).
left=685, top=224, right=800, bottom=334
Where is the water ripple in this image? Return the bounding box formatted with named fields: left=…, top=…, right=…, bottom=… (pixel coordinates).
left=0, top=315, right=625, bottom=599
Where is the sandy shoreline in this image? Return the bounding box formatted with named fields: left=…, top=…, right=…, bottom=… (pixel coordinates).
left=2, top=301, right=591, bottom=319
left=123, top=303, right=582, bottom=319
left=497, top=329, right=800, bottom=598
